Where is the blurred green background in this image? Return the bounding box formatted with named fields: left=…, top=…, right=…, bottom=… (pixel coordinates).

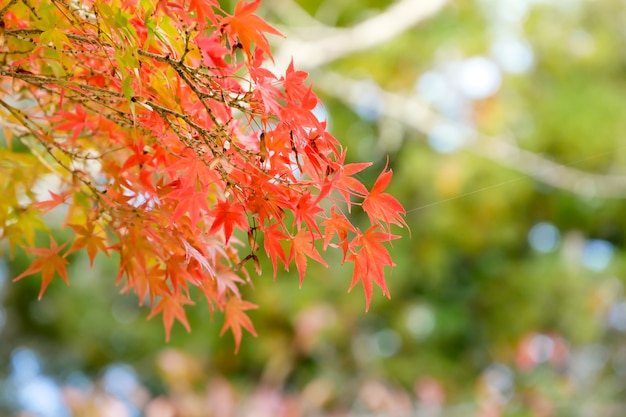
left=3, top=0, right=626, bottom=416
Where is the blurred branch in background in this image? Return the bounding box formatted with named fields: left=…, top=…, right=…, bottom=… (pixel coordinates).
left=316, top=72, right=626, bottom=200
left=270, top=0, right=450, bottom=70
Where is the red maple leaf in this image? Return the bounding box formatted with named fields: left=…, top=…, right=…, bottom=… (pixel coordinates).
left=250, top=66, right=284, bottom=116
left=327, top=151, right=372, bottom=211
left=293, top=192, right=323, bottom=235
left=362, top=164, right=407, bottom=230
left=321, top=207, right=355, bottom=260
left=51, top=105, right=93, bottom=143
left=195, top=32, right=230, bottom=68
left=155, top=0, right=185, bottom=19
left=347, top=226, right=400, bottom=311
left=220, top=297, right=258, bottom=353
left=13, top=236, right=70, bottom=300
left=262, top=223, right=288, bottom=279
left=133, top=264, right=171, bottom=307
left=165, top=148, right=219, bottom=188
left=283, top=60, right=316, bottom=108
left=209, top=199, right=249, bottom=244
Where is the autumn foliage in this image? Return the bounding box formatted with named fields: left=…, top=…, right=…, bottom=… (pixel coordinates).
left=0, top=0, right=405, bottom=351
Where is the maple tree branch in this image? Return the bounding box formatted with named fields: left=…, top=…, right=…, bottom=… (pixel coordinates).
left=0, top=69, right=124, bottom=98
left=5, top=28, right=100, bottom=47
left=136, top=48, right=171, bottom=63
left=317, top=72, right=626, bottom=199
left=271, top=0, right=450, bottom=70
left=0, top=99, right=57, bottom=173
left=0, top=0, right=18, bottom=18
left=4, top=30, right=254, bottom=115
left=132, top=54, right=295, bottom=187
left=0, top=69, right=145, bottom=134
left=136, top=49, right=257, bottom=116
left=0, top=63, right=268, bottom=192
left=19, top=0, right=40, bottom=19
left=0, top=97, right=115, bottom=212
left=146, top=99, right=286, bottom=196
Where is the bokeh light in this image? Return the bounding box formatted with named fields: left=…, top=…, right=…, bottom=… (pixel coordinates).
left=528, top=222, right=560, bottom=253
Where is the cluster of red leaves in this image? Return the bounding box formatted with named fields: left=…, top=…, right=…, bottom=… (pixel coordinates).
left=1, top=0, right=405, bottom=351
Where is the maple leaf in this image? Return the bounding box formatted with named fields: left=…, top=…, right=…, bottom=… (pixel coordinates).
left=195, top=32, right=230, bottom=68
left=221, top=0, right=283, bottom=59
left=13, top=235, right=70, bottom=300
left=67, top=223, right=109, bottom=268
left=181, top=237, right=215, bottom=276
left=250, top=66, right=285, bottom=116
left=209, top=199, right=249, bottom=244
left=362, top=164, right=407, bottom=230
left=214, top=263, right=245, bottom=299
left=220, top=297, right=258, bottom=353
left=132, top=264, right=171, bottom=307
left=293, top=193, right=323, bottom=235
left=32, top=190, right=69, bottom=214
left=321, top=207, right=355, bottom=260
left=163, top=255, right=194, bottom=295
left=155, top=0, right=185, bottom=19
left=187, top=0, right=219, bottom=28
left=51, top=105, right=93, bottom=143
left=327, top=151, right=372, bottom=211
left=197, top=262, right=245, bottom=316
left=283, top=60, right=315, bottom=107
left=165, top=148, right=219, bottom=188
left=114, top=226, right=163, bottom=302
left=347, top=226, right=400, bottom=311
left=169, top=189, right=211, bottom=226
left=148, top=291, right=195, bottom=342
left=263, top=223, right=288, bottom=279
left=288, top=228, right=328, bottom=286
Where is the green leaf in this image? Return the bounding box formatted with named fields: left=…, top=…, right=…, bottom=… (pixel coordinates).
left=39, top=27, right=69, bottom=51
left=121, top=75, right=136, bottom=122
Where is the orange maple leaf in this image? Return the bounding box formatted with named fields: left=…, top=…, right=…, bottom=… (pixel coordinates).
left=32, top=190, right=69, bottom=214
left=220, top=297, right=258, bottom=353
left=187, top=0, right=219, bottom=28
left=288, top=228, right=328, bottom=286
left=67, top=223, right=109, bottom=268
left=148, top=291, right=195, bottom=342
left=13, top=236, right=70, bottom=300
left=168, top=188, right=210, bottom=226
left=221, top=0, right=283, bottom=59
